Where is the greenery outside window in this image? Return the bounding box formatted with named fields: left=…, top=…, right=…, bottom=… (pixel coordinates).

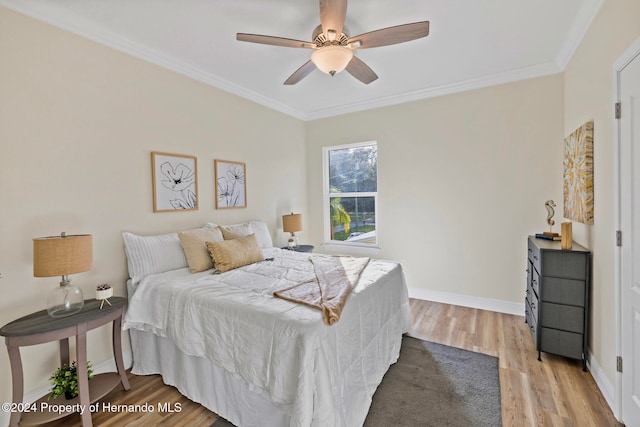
left=323, top=141, right=377, bottom=246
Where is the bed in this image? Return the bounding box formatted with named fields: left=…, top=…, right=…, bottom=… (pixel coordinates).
left=121, top=221, right=411, bottom=427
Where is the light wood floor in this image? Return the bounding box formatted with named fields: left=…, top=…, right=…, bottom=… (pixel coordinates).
left=42, top=299, right=622, bottom=427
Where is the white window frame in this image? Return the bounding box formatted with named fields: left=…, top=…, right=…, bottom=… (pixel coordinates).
left=322, top=141, right=379, bottom=250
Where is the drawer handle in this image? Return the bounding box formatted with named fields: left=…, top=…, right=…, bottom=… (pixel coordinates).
left=531, top=302, right=536, bottom=309
left=533, top=255, right=538, bottom=260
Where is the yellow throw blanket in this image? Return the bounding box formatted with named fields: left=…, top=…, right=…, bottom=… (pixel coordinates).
left=274, top=255, right=370, bottom=325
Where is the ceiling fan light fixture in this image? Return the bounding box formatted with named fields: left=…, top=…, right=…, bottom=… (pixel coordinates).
left=311, top=45, right=353, bottom=76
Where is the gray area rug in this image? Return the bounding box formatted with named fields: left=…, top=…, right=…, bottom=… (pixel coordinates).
left=213, top=335, right=501, bottom=426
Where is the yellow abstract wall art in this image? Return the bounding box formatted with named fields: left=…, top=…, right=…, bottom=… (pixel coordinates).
left=563, top=121, right=594, bottom=224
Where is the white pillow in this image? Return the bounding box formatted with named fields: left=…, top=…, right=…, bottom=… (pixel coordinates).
left=122, top=231, right=188, bottom=283
left=249, top=220, right=273, bottom=249
left=205, top=220, right=273, bottom=249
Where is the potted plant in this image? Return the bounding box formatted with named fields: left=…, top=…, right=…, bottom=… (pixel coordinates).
left=96, top=283, right=113, bottom=309
left=49, top=361, right=94, bottom=400
left=96, top=283, right=113, bottom=300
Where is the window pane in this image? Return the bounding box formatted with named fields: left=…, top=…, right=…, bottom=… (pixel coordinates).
left=328, top=145, right=377, bottom=193
left=329, top=196, right=376, bottom=243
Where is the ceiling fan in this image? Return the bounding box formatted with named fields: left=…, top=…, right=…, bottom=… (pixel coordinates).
left=236, top=0, right=430, bottom=85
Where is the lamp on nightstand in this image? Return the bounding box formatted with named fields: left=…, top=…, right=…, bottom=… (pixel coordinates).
left=33, top=232, right=93, bottom=318
left=282, top=213, right=302, bottom=249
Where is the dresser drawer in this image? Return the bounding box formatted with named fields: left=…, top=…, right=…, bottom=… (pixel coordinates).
left=526, top=294, right=538, bottom=323
left=540, top=327, right=583, bottom=359
left=540, top=302, right=584, bottom=334
left=528, top=238, right=541, bottom=272
left=541, top=277, right=586, bottom=306
left=526, top=288, right=538, bottom=319
left=525, top=287, right=535, bottom=318
left=540, top=251, right=588, bottom=280
left=530, top=266, right=540, bottom=298
left=525, top=300, right=538, bottom=347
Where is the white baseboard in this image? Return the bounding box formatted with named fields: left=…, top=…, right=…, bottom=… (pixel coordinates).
left=586, top=350, right=616, bottom=416
left=0, top=350, right=133, bottom=427
left=408, top=287, right=525, bottom=316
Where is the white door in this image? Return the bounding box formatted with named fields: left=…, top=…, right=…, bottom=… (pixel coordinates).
left=620, top=47, right=640, bottom=426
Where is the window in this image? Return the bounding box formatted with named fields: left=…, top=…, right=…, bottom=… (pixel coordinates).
left=323, top=142, right=377, bottom=246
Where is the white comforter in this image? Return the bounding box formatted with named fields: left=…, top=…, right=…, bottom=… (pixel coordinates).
left=123, top=248, right=411, bottom=427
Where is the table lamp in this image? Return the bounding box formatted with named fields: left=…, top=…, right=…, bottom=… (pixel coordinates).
left=282, top=213, right=302, bottom=249
left=33, top=232, right=93, bottom=317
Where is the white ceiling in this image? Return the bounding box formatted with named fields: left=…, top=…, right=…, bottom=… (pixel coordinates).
left=1, top=0, right=603, bottom=120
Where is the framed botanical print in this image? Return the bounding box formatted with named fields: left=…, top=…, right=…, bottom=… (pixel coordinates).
left=215, top=159, right=246, bottom=209
left=151, top=152, right=198, bottom=212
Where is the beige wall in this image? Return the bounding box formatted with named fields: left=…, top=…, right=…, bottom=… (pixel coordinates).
left=0, top=7, right=306, bottom=407
left=563, top=0, right=640, bottom=392
left=305, top=74, right=564, bottom=305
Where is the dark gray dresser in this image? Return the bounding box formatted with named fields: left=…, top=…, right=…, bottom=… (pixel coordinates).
left=525, top=236, right=591, bottom=370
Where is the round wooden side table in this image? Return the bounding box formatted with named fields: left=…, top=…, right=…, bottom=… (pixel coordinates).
left=0, top=297, right=131, bottom=427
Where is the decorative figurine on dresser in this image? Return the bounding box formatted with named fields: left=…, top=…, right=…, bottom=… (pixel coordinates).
left=525, top=235, right=591, bottom=371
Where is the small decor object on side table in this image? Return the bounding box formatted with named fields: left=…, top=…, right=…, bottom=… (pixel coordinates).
left=96, top=283, right=113, bottom=309
left=49, top=360, right=94, bottom=400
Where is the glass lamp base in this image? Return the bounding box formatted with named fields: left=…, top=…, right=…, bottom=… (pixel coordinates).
left=47, top=285, right=84, bottom=318
left=288, top=233, right=299, bottom=249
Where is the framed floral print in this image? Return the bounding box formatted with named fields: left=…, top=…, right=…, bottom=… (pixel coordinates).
left=215, top=159, right=246, bottom=209
left=151, top=152, right=198, bottom=212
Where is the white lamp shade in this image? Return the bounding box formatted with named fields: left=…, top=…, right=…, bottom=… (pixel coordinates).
left=311, top=46, right=353, bottom=75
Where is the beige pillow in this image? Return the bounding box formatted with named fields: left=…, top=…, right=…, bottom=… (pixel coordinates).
left=178, top=228, right=224, bottom=273
left=206, top=234, right=264, bottom=273
left=218, top=223, right=252, bottom=240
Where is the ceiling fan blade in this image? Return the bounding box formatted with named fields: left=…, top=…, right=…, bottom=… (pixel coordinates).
left=237, top=33, right=316, bottom=49
left=345, top=56, right=378, bottom=84
left=284, top=60, right=317, bottom=85
left=348, top=21, right=430, bottom=49
left=320, top=0, right=347, bottom=38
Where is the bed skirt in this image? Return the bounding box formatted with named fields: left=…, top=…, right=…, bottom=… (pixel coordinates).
left=130, top=329, right=290, bottom=427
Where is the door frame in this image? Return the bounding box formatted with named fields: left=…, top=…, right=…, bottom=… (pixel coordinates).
left=613, top=35, right=640, bottom=422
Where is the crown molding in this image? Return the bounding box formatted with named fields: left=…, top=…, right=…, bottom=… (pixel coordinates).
left=303, top=61, right=562, bottom=120
left=555, top=0, right=605, bottom=70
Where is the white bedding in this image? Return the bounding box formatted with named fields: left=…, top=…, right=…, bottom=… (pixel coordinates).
left=123, top=247, right=411, bottom=427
